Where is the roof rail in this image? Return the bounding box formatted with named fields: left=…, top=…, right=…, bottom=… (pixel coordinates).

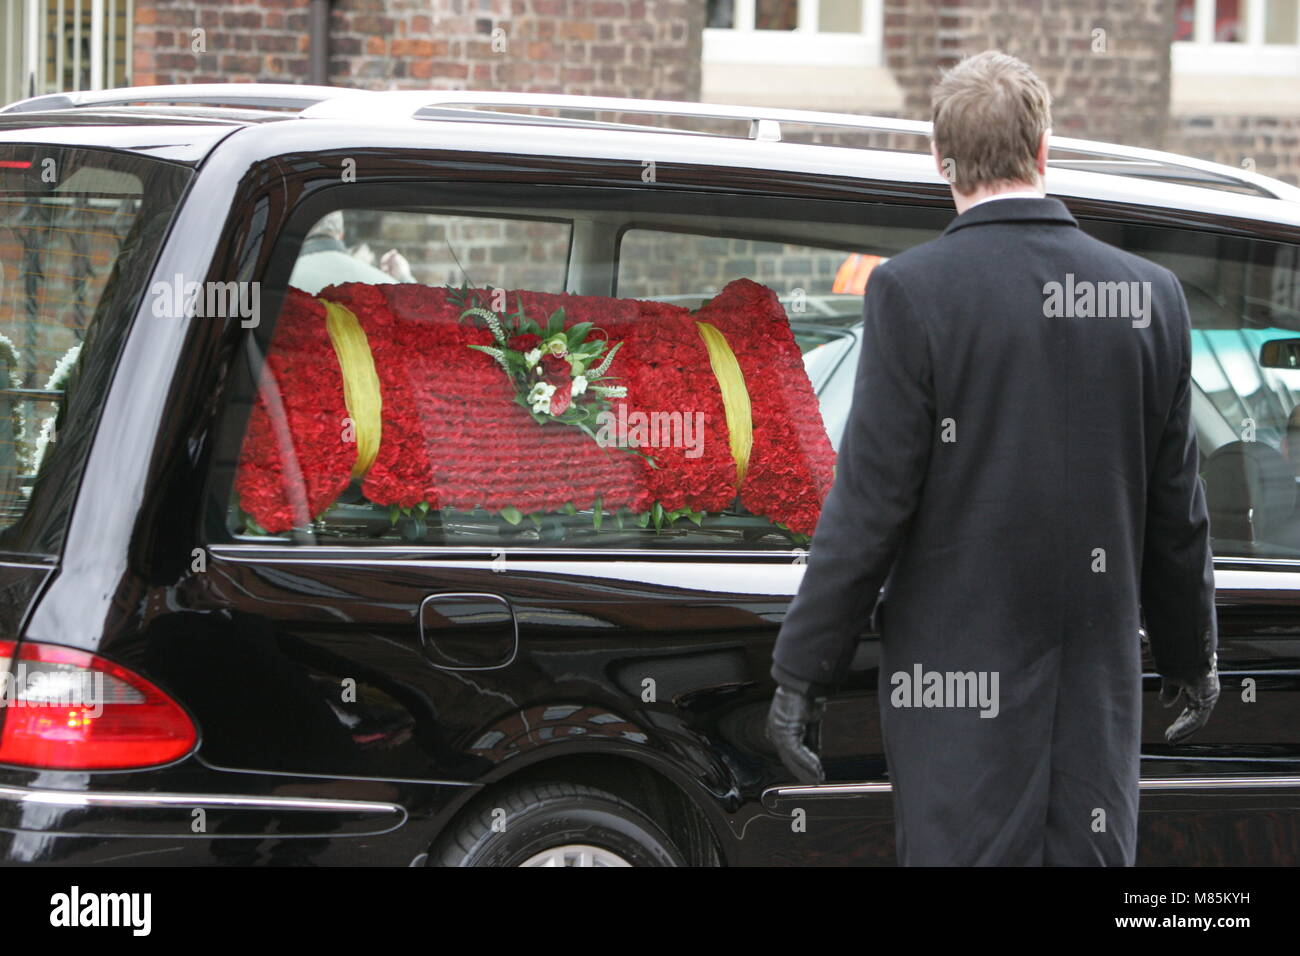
left=300, top=90, right=1298, bottom=202
left=4, top=85, right=1295, bottom=202
left=0, top=83, right=351, bottom=114
left=300, top=90, right=935, bottom=142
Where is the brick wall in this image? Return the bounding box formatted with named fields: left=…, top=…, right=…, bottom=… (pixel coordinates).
left=616, top=232, right=849, bottom=305
left=882, top=0, right=1173, bottom=149
left=882, top=0, right=941, bottom=119
left=335, top=0, right=701, bottom=97
left=132, top=0, right=704, bottom=100
left=344, top=209, right=571, bottom=293
left=1169, top=113, right=1300, bottom=187
left=876, top=1, right=1296, bottom=185
left=133, top=0, right=313, bottom=85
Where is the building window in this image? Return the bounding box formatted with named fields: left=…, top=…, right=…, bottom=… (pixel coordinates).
left=704, top=0, right=883, bottom=66
left=1173, top=0, right=1300, bottom=74
left=2, top=0, right=133, bottom=104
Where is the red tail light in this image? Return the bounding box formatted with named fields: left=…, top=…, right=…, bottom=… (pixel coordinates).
left=0, top=640, right=196, bottom=770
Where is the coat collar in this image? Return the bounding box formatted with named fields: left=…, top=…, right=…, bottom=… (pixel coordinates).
left=942, top=196, right=1078, bottom=236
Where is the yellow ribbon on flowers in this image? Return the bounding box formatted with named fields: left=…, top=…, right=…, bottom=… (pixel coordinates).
left=319, top=298, right=382, bottom=478
left=695, top=320, right=753, bottom=488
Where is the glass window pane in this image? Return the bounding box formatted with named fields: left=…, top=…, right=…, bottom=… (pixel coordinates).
left=1086, top=219, right=1300, bottom=558
left=289, top=211, right=569, bottom=296
left=219, top=185, right=947, bottom=550
left=818, top=0, right=862, bottom=33
left=706, top=0, right=735, bottom=28
left=0, top=146, right=190, bottom=554
left=1216, top=0, right=1244, bottom=41
left=618, top=230, right=876, bottom=452
left=1175, top=0, right=1197, bottom=40
left=756, top=0, right=799, bottom=30
left=1265, top=0, right=1299, bottom=43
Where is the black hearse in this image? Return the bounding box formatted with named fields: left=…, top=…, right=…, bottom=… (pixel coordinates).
left=0, top=86, right=1298, bottom=865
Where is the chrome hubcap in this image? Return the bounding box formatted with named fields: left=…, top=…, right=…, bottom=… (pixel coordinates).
left=518, top=844, right=632, bottom=867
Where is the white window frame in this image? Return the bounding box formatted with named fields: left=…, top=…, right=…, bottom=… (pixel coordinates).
left=703, top=0, right=884, bottom=67
left=1173, top=0, right=1300, bottom=75
left=2, top=0, right=134, bottom=104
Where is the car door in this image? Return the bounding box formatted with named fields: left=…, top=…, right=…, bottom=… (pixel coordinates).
left=170, top=154, right=960, bottom=865
left=1115, top=217, right=1300, bottom=865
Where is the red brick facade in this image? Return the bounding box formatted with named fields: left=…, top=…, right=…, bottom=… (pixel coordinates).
left=1168, top=113, right=1300, bottom=186
left=884, top=0, right=1174, bottom=149
left=133, top=0, right=313, bottom=86
left=133, top=0, right=704, bottom=100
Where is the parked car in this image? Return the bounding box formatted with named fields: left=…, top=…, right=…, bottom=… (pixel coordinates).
left=0, top=85, right=1298, bottom=866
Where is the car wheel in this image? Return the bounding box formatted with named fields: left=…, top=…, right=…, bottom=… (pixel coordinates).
left=430, top=781, right=688, bottom=867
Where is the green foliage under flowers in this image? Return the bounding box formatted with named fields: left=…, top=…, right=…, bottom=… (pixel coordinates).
left=238, top=497, right=809, bottom=546
left=456, top=285, right=653, bottom=462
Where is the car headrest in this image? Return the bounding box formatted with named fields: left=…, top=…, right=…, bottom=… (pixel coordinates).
left=1202, top=440, right=1297, bottom=542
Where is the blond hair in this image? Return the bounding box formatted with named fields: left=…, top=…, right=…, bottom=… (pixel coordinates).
left=930, top=51, right=1052, bottom=193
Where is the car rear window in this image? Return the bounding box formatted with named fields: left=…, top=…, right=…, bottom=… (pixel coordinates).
left=0, top=145, right=191, bottom=556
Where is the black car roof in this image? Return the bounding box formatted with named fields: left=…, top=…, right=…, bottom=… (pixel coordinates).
left=0, top=111, right=244, bottom=164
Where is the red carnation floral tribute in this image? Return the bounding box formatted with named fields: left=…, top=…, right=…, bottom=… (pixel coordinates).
left=235, top=278, right=837, bottom=538
left=234, top=291, right=355, bottom=533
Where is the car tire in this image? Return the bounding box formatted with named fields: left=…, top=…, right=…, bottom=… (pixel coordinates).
left=430, top=781, right=688, bottom=867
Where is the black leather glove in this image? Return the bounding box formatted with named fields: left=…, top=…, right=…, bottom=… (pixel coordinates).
left=1160, top=653, right=1220, bottom=745
left=766, top=685, right=826, bottom=784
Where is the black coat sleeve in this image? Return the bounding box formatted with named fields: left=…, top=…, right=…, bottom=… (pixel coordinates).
left=770, top=265, right=935, bottom=692
left=1140, top=270, right=1217, bottom=682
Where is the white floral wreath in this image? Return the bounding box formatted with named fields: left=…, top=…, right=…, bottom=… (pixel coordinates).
left=28, top=342, right=81, bottom=474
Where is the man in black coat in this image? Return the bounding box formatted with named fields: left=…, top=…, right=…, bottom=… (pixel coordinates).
left=767, top=51, right=1220, bottom=866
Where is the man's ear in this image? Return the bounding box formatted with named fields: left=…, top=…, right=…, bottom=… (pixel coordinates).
left=931, top=142, right=947, bottom=180
left=1035, top=128, right=1051, bottom=178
